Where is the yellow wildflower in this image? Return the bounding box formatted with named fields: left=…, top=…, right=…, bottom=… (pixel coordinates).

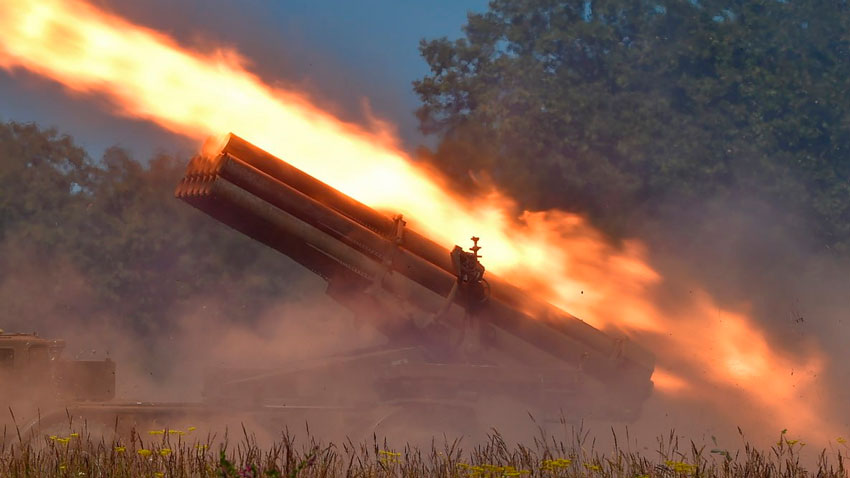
left=59, top=464, right=67, bottom=470
left=838, top=437, right=847, bottom=445
left=49, top=435, right=58, bottom=441
left=155, top=473, right=164, bottom=478
left=187, top=426, right=197, bottom=432
left=138, top=449, right=153, bottom=457
left=168, top=430, right=185, bottom=435
left=665, top=460, right=697, bottom=474
left=69, top=432, right=79, bottom=438
left=159, top=448, right=172, bottom=457
left=584, top=463, right=602, bottom=471
left=148, top=429, right=165, bottom=435
left=542, top=458, right=572, bottom=469
left=379, top=449, right=401, bottom=465
left=114, top=446, right=126, bottom=453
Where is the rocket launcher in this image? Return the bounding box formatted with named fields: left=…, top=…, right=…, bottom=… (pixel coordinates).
left=175, top=134, right=656, bottom=417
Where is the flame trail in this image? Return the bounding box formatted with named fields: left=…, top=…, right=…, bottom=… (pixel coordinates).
left=0, top=0, right=836, bottom=442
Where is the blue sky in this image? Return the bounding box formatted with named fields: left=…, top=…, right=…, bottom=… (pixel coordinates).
left=0, top=0, right=489, bottom=160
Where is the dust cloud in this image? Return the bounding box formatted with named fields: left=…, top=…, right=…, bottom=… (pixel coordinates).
left=617, top=193, right=850, bottom=456
left=1, top=180, right=848, bottom=459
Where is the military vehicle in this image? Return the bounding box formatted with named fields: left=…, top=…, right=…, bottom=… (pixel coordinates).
left=0, top=331, right=115, bottom=403
left=0, top=331, right=116, bottom=436
left=173, top=134, right=656, bottom=438
left=5, top=134, right=656, bottom=442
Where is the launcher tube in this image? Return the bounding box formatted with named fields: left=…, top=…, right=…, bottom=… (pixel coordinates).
left=214, top=154, right=457, bottom=298
left=185, top=157, right=621, bottom=369
left=217, top=134, right=654, bottom=374
left=176, top=177, right=349, bottom=282
left=181, top=175, right=639, bottom=382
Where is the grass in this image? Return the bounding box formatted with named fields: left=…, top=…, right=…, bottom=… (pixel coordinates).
left=0, top=421, right=846, bottom=478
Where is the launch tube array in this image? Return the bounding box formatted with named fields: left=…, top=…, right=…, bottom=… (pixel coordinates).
left=175, top=134, right=655, bottom=388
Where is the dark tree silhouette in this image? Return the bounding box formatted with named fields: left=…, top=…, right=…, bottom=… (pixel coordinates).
left=415, top=0, right=850, bottom=250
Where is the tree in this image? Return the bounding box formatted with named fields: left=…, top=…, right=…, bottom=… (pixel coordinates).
left=0, top=122, right=96, bottom=250
left=414, top=0, right=850, bottom=249
left=0, top=121, right=311, bottom=335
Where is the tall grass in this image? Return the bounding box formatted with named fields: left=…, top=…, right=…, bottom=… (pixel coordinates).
left=0, top=422, right=846, bottom=478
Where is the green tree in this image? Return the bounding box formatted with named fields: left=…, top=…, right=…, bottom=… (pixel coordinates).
left=69, top=147, right=311, bottom=332
left=0, top=122, right=309, bottom=334
left=0, top=122, right=96, bottom=249
left=415, top=0, right=850, bottom=249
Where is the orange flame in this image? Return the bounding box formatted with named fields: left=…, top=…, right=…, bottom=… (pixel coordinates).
left=0, top=0, right=836, bottom=442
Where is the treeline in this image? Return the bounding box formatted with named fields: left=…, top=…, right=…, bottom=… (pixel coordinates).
left=415, top=0, right=850, bottom=252
left=0, top=122, right=305, bottom=331
left=4, top=0, right=850, bottom=329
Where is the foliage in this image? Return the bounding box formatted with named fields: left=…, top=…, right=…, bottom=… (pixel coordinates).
left=0, top=121, right=306, bottom=333
left=0, top=122, right=95, bottom=250
left=414, top=0, right=850, bottom=250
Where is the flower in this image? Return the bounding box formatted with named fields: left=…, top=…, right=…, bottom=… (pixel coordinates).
left=502, top=467, right=529, bottom=477
left=379, top=449, right=401, bottom=465
left=115, top=446, right=126, bottom=453
left=542, top=458, right=572, bottom=470
left=187, top=426, right=197, bottom=432
left=838, top=437, right=848, bottom=445
left=148, top=429, right=165, bottom=435
left=138, top=449, right=153, bottom=457
left=238, top=465, right=257, bottom=478
left=160, top=448, right=172, bottom=457
left=665, top=460, right=697, bottom=474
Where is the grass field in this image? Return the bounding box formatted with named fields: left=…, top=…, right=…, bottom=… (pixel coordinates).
left=0, top=423, right=846, bottom=478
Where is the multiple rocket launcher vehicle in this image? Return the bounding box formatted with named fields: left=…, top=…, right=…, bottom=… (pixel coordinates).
left=2, top=134, right=655, bottom=438
left=173, top=134, right=656, bottom=428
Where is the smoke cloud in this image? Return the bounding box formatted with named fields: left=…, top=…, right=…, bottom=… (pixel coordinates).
left=0, top=0, right=846, bottom=460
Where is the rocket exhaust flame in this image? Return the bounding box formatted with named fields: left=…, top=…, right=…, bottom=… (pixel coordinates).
left=0, top=0, right=836, bottom=442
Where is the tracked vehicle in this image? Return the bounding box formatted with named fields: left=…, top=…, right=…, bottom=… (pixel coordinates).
left=173, top=134, right=656, bottom=437
left=7, top=134, right=655, bottom=441
left=0, top=332, right=115, bottom=403
left=0, top=331, right=118, bottom=436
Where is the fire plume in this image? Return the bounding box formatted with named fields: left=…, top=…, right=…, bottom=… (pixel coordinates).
left=0, top=0, right=836, bottom=443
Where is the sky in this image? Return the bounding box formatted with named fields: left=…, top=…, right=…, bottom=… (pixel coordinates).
left=0, top=0, right=489, bottom=160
